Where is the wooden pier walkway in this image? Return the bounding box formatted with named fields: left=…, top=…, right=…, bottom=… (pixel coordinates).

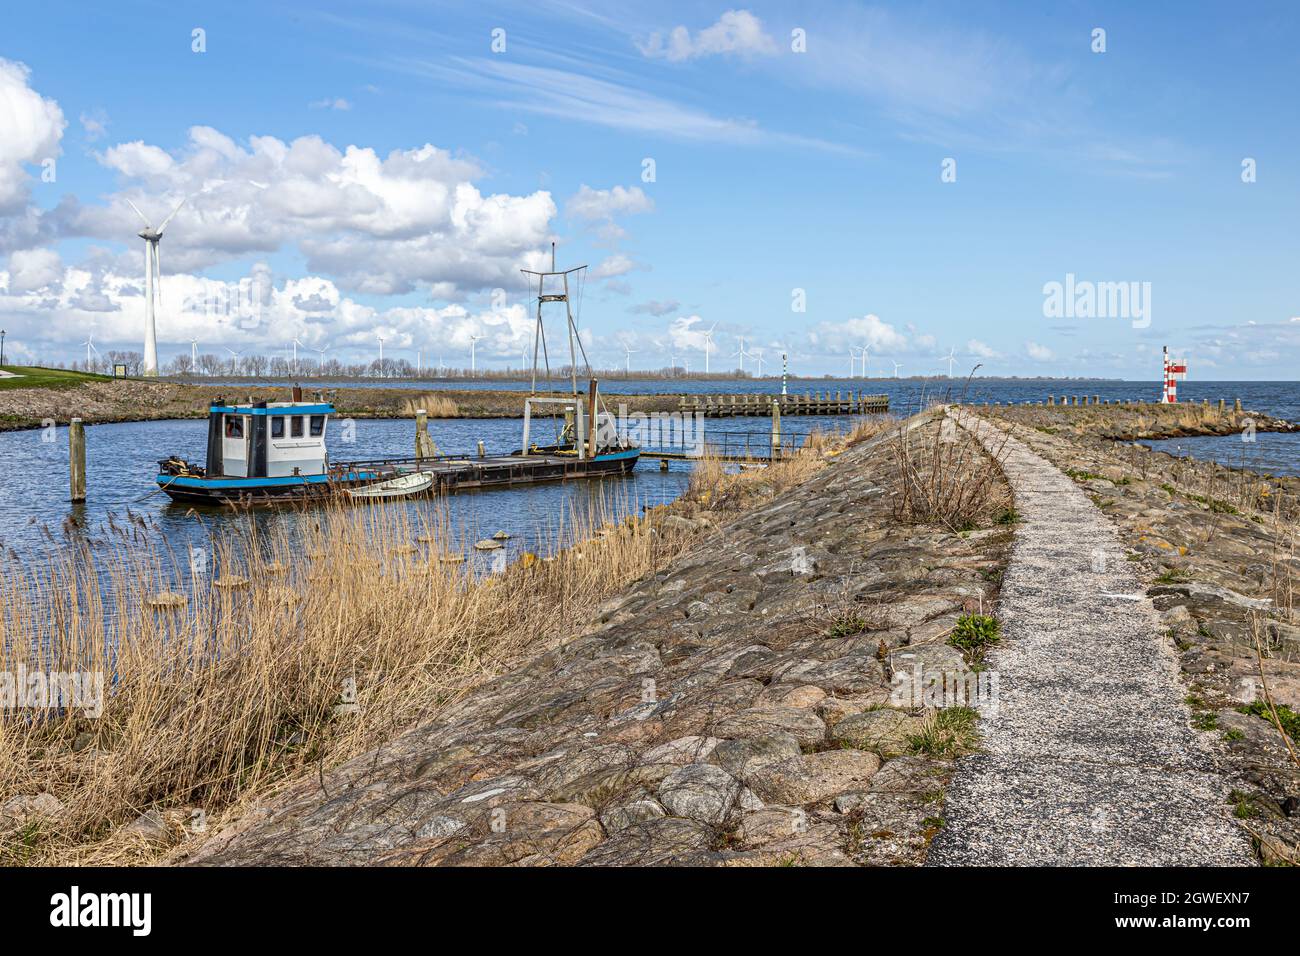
left=677, top=391, right=888, bottom=417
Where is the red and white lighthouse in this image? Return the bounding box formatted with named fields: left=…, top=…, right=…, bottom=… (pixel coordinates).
left=1161, top=346, right=1187, bottom=403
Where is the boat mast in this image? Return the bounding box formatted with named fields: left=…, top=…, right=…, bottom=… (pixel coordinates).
left=521, top=243, right=589, bottom=397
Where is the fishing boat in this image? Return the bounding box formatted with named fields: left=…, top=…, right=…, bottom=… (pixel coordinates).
left=155, top=388, right=383, bottom=505
left=154, top=251, right=639, bottom=505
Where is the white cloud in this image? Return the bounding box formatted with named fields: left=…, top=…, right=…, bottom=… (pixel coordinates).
left=638, top=10, right=778, bottom=62
left=591, top=254, right=636, bottom=279
left=810, top=313, right=909, bottom=352
left=1025, top=341, right=1054, bottom=361
left=966, top=338, right=999, bottom=359
left=566, top=184, right=653, bottom=221
left=0, top=58, right=65, bottom=214
left=79, top=109, right=108, bottom=141
left=0, top=261, right=542, bottom=363
left=56, top=126, right=556, bottom=296
left=5, top=247, right=62, bottom=293
left=667, top=315, right=713, bottom=352
left=309, top=97, right=352, bottom=111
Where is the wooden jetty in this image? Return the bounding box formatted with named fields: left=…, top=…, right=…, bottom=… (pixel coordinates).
left=677, top=391, right=888, bottom=418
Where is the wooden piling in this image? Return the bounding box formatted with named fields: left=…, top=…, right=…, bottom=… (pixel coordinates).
left=69, top=417, right=86, bottom=502
left=771, top=399, right=782, bottom=458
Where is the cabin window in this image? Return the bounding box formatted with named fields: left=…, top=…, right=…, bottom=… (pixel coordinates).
left=290, top=416, right=304, bottom=438
left=309, top=415, right=325, bottom=437
left=225, top=415, right=244, bottom=439
left=270, top=416, right=285, bottom=439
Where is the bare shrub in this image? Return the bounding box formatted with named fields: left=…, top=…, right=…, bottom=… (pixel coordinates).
left=889, top=409, right=1009, bottom=532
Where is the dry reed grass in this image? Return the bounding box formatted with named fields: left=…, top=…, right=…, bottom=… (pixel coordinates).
left=0, top=431, right=840, bottom=865
left=397, top=394, right=460, bottom=417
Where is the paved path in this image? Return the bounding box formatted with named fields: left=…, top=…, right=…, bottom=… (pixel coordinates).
left=928, top=412, right=1255, bottom=866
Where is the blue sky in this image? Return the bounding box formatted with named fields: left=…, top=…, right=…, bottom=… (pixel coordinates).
left=2, top=0, right=1298, bottom=378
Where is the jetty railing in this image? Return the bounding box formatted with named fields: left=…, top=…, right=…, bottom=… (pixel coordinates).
left=677, top=392, right=888, bottom=417
left=638, top=428, right=819, bottom=463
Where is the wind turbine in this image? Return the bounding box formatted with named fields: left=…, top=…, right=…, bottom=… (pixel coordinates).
left=892, top=360, right=902, bottom=379
left=623, top=344, right=638, bottom=373
left=224, top=346, right=241, bottom=375
left=732, top=335, right=748, bottom=373
left=125, top=196, right=187, bottom=376
left=943, top=347, right=957, bottom=378
left=702, top=323, right=717, bottom=374
left=376, top=335, right=385, bottom=378
left=313, top=346, right=327, bottom=372
left=190, top=340, right=199, bottom=373
left=848, top=347, right=860, bottom=377
left=82, top=333, right=98, bottom=371
left=291, top=338, right=306, bottom=376
left=751, top=347, right=766, bottom=376
left=860, top=344, right=870, bottom=378
left=469, top=334, right=482, bottom=375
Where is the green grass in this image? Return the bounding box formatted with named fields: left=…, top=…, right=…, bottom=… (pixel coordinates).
left=993, top=506, right=1020, bottom=525
left=825, top=614, right=869, bottom=638
left=0, top=365, right=112, bottom=391
left=907, top=707, right=980, bottom=757
left=948, top=614, right=1000, bottom=664
left=1237, top=700, right=1300, bottom=740
left=1229, top=789, right=1259, bottom=819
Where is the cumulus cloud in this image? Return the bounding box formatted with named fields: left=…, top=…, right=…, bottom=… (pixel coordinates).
left=966, top=338, right=999, bottom=359
left=0, top=58, right=65, bottom=214
left=0, top=261, right=540, bottom=363
left=54, top=126, right=557, bottom=295
left=591, top=254, right=637, bottom=279
left=666, top=315, right=714, bottom=351
left=5, top=247, right=62, bottom=293
left=809, top=313, right=909, bottom=352
left=638, top=10, right=779, bottom=62
left=1025, top=340, right=1054, bottom=361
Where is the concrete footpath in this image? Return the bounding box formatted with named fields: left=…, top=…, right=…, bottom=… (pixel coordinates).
left=928, top=411, right=1255, bottom=865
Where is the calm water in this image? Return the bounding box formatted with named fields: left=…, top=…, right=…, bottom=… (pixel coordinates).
left=0, top=412, right=850, bottom=567
left=1, top=378, right=1295, bottom=567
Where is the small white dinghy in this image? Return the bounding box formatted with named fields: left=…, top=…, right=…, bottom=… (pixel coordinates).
left=346, top=472, right=434, bottom=499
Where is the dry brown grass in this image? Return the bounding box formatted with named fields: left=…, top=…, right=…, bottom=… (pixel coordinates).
left=397, top=393, right=460, bottom=417
left=889, top=408, right=1010, bottom=532
left=0, top=430, right=843, bottom=865
left=0, top=491, right=697, bottom=864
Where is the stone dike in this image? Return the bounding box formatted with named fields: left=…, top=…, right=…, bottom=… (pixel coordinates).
left=982, top=403, right=1300, bottom=865
left=182, top=420, right=1013, bottom=866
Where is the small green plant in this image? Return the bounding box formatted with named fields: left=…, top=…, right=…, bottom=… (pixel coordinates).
left=1229, top=790, right=1259, bottom=819
left=1191, top=711, right=1219, bottom=731
left=907, top=707, right=980, bottom=757
left=826, top=614, right=869, bottom=638
left=948, top=614, right=1000, bottom=664
left=1063, top=467, right=1105, bottom=482
left=1223, top=728, right=1245, bottom=742
left=1237, top=700, right=1300, bottom=741
left=1154, top=568, right=1188, bottom=584
left=993, top=507, right=1020, bottom=525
